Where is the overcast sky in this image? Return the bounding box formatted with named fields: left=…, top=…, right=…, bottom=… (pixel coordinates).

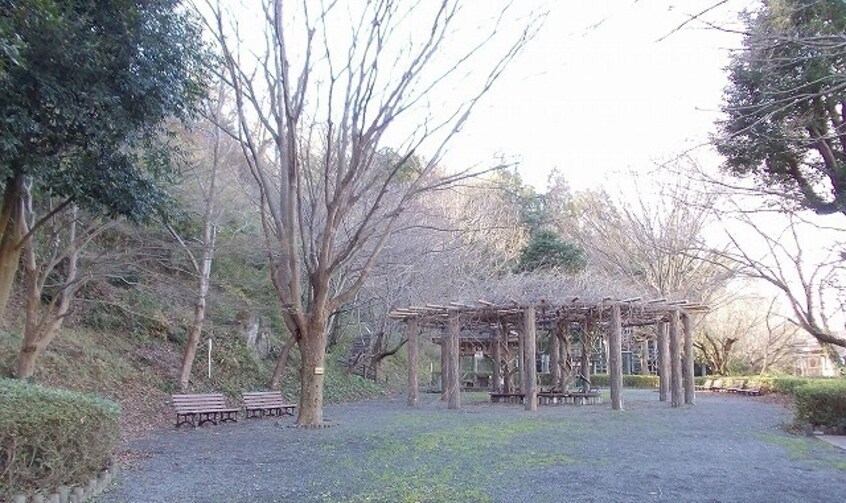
left=441, top=0, right=754, bottom=192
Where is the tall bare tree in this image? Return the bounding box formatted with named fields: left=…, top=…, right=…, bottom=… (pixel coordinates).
left=713, top=208, right=846, bottom=352
left=563, top=176, right=730, bottom=302
left=167, top=87, right=244, bottom=391
left=13, top=187, right=110, bottom=379
left=204, top=0, right=541, bottom=425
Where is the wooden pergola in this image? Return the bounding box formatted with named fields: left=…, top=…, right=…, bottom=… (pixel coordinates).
left=391, top=296, right=707, bottom=412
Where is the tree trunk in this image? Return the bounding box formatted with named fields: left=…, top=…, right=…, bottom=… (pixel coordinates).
left=560, top=327, right=573, bottom=391
left=15, top=206, right=79, bottom=379
left=15, top=341, right=44, bottom=379
left=501, top=323, right=513, bottom=393
left=550, top=325, right=561, bottom=388
left=0, top=173, right=25, bottom=322
left=297, top=318, right=328, bottom=425
left=640, top=340, right=650, bottom=375
left=580, top=326, right=592, bottom=392
left=491, top=330, right=502, bottom=392
left=178, top=232, right=215, bottom=391
left=268, top=335, right=297, bottom=389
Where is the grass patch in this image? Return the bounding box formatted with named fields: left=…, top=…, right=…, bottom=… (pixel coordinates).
left=756, top=433, right=813, bottom=460
left=336, top=415, right=577, bottom=502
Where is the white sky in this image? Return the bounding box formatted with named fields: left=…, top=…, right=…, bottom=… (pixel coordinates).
left=441, top=0, right=753, bottom=192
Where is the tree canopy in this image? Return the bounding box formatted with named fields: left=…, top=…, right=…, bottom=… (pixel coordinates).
left=715, top=0, right=846, bottom=215
left=0, top=0, right=208, bottom=219
left=515, top=229, right=586, bottom=274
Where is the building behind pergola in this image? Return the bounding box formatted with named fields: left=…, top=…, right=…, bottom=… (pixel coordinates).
left=390, top=277, right=707, bottom=412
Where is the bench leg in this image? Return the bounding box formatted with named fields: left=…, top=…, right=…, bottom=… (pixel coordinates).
left=176, top=413, right=196, bottom=428
left=197, top=412, right=217, bottom=426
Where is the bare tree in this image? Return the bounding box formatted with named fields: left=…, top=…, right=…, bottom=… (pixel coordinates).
left=166, top=87, right=244, bottom=391
left=203, top=0, right=541, bottom=425
left=13, top=187, right=111, bottom=379
left=563, top=176, right=731, bottom=302
left=713, top=207, right=846, bottom=353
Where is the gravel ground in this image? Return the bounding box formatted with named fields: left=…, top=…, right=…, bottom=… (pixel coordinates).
left=99, top=390, right=846, bottom=503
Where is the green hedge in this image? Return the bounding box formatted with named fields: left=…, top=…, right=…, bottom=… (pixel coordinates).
left=794, top=380, right=846, bottom=428
left=589, top=374, right=659, bottom=389
left=0, top=379, right=120, bottom=498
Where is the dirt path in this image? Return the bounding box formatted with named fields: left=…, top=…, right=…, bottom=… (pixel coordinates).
left=100, top=390, right=846, bottom=502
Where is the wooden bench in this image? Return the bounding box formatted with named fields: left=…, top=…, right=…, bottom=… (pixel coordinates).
left=569, top=390, right=602, bottom=405
left=695, top=379, right=713, bottom=392
left=740, top=381, right=764, bottom=396
left=490, top=392, right=524, bottom=404
left=171, top=393, right=239, bottom=427
left=726, top=379, right=747, bottom=393
left=242, top=391, right=297, bottom=419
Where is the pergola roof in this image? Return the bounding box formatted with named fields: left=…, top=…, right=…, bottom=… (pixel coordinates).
left=390, top=297, right=708, bottom=332
left=388, top=273, right=708, bottom=331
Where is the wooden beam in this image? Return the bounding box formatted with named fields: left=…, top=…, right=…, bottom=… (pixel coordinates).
left=609, top=304, right=624, bottom=411
left=669, top=310, right=683, bottom=407
left=406, top=319, right=419, bottom=407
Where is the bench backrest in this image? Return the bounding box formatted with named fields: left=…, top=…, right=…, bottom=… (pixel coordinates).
left=242, top=391, right=291, bottom=406
left=172, top=393, right=229, bottom=412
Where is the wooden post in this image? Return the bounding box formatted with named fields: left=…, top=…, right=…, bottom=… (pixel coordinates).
left=550, top=327, right=561, bottom=387
left=640, top=340, right=650, bottom=375
left=669, top=309, right=683, bottom=407
left=406, top=319, right=419, bottom=407
left=609, top=304, right=623, bottom=410
left=517, top=324, right=525, bottom=394
left=501, top=323, right=513, bottom=393
left=492, top=330, right=502, bottom=392
left=440, top=340, right=447, bottom=401
left=580, top=319, right=593, bottom=392
left=682, top=312, right=695, bottom=405
left=523, top=306, right=538, bottom=411
left=447, top=311, right=461, bottom=410
left=657, top=321, right=670, bottom=402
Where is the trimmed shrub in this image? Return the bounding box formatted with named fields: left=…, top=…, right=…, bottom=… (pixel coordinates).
left=623, top=375, right=659, bottom=388
left=793, top=380, right=846, bottom=428
left=0, top=379, right=120, bottom=498
left=590, top=374, right=609, bottom=387
left=588, top=374, right=659, bottom=389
